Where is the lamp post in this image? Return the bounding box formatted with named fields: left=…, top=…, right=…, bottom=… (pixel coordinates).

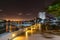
left=6, top=20, right=8, bottom=32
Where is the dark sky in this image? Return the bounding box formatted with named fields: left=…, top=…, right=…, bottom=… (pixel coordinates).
left=0, top=0, right=55, bottom=21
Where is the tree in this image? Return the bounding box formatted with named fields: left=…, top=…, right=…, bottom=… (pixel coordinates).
left=47, top=0, right=60, bottom=17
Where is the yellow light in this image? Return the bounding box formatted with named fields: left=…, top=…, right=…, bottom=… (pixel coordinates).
left=13, top=39, right=15, bottom=40
left=25, top=29, right=28, bottom=40
left=12, top=34, right=16, bottom=37
left=27, top=30, right=32, bottom=32
left=13, top=37, right=25, bottom=40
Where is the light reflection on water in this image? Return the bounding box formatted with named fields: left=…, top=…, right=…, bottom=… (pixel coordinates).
left=13, top=36, right=26, bottom=40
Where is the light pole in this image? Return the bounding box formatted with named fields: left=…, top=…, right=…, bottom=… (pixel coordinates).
left=6, top=20, right=8, bottom=32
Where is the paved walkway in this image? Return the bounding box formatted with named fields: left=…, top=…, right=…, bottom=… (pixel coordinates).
left=0, top=30, right=60, bottom=40
left=0, top=32, right=12, bottom=40
left=12, top=33, right=60, bottom=40
left=28, top=34, right=60, bottom=40
left=0, top=29, right=25, bottom=40
left=0, top=33, right=60, bottom=40
left=0, top=32, right=10, bottom=37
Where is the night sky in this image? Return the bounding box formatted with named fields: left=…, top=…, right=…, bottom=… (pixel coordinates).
left=0, top=0, right=55, bottom=21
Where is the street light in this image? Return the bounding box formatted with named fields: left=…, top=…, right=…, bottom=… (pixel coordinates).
left=12, top=34, right=16, bottom=37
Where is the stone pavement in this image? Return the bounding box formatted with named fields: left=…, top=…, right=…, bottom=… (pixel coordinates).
left=0, top=30, right=60, bottom=40
left=28, top=34, right=60, bottom=40
left=0, top=29, right=25, bottom=40
left=12, top=33, right=60, bottom=40
left=0, top=32, right=12, bottom=40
